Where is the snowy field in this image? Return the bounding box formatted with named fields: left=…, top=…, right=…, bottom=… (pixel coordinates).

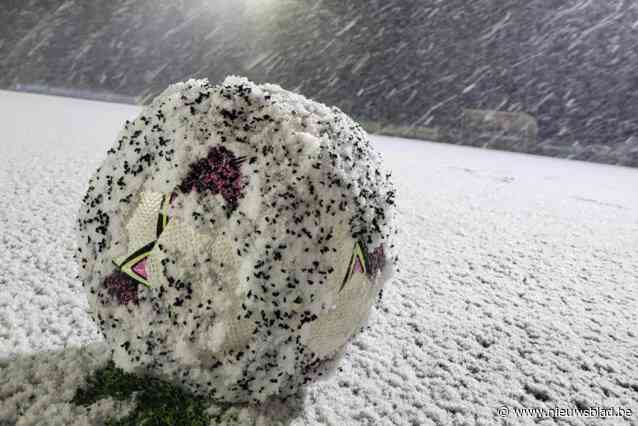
left=0, top=90, right=637, bottom=425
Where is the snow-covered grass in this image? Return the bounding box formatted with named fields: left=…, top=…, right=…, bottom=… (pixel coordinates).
left=1, top=90, right=637, bottom=425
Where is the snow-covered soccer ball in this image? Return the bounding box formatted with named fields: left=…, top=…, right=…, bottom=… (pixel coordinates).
left=75, top=76, right=398, bottom=403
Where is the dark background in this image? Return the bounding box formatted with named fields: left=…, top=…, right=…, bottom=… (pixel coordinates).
left=3, top=0, right=638, bottom=166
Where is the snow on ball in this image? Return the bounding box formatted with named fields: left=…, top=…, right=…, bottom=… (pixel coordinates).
left=75, top=76, right=398, bottom=403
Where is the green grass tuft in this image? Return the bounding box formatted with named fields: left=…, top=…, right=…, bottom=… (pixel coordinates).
left=71, top=360, right=212, bottom=426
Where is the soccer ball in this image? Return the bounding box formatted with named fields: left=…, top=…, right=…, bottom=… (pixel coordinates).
left=75, top=76, right=398, bottom=403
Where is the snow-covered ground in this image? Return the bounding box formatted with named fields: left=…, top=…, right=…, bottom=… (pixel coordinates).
left=0, top=90, right=637, bottom=425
